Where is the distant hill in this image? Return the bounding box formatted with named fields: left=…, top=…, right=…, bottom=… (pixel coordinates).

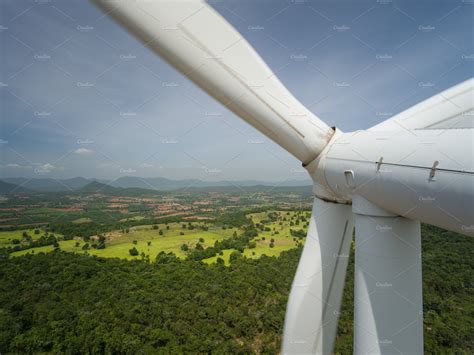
left=110, top=176, right=312, bottom=190
left=180, top=184, right=313, bottom=195
left=109, top=176, right=201, bottom=190
left=0, top=176, right=312, bottom=193
left=0, top=180, right=32, bottom=194
left=78, top=181, right=162, bottom=196
left=2, top=177, right=94, bottom=192
left=78, top=181, right=117, bottom=194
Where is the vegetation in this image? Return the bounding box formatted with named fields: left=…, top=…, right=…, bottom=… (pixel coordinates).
left=0, top=187, right=471, bottom=353
left=0, top=224, right=472, bottom=353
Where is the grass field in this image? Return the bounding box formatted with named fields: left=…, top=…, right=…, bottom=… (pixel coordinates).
left=0, top=229, right=63, bottom=248
left=7, top=211, right=309, bottom=264
left=10, top=222, right=238, bottom=260
left=202, top=211, right=308, bottom=263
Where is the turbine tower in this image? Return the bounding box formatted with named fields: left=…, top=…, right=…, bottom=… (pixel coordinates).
left=92, top=1, right=474, bottom=353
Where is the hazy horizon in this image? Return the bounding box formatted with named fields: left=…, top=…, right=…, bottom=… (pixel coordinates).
left=1, top=0, right=472, bottom=181
left=1, top=174, right=312, bottom=184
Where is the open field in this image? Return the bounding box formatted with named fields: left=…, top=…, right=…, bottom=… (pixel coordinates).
left=0, top=229, right=63, bottom=248
left=6, top=211, right=308, bottom=263
left=202, top=211, right=308, bottom=263
left=10, top=222, right=239, bottom=260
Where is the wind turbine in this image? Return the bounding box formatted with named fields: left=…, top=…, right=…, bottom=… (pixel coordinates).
left=91, top=1, right=474, bottom=353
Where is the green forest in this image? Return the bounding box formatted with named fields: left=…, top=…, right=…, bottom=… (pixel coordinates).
left=0, top=224, right=472, bottom=353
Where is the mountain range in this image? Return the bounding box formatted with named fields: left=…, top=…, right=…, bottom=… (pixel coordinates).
left=0, top=176, right=312, bottom=194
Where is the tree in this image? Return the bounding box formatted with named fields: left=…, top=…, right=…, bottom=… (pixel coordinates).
left=229, top=250, right=242, bottom=263
left=129, top=247, right=139, bottom=256
left=147, top=241, right=151, bottom=246
left=199, top=237, right=204, bottom=243
left=133, top=240, right=138, bottom=245
left=180, top=244, right=189, bottom=252
left=159, top=230, right=164, bottom=236
left=155, top=251, right=178, bottom=264
left=82, top=243, right=89, bottom=250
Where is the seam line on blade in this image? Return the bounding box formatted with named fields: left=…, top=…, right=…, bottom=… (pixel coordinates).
left=326, top=157, right=474, bottom=175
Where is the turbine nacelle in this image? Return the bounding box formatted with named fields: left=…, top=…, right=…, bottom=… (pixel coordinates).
left=306, top=79, right=474, bottom=237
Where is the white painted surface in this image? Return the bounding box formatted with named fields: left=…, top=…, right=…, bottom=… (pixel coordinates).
left=283, top=197, right=354, bottom=354
left=353, top=197, right=423, bottom=355
left=313, top=128, right=474, bottom=236
left=370, top=78, right=473, bottom=131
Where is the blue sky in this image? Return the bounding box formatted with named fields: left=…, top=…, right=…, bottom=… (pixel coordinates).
left=0, top=0, right=472, bottom=182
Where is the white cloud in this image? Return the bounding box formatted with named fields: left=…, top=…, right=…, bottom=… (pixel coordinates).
left=74, top=148, right=94, bottom=155
left=35, top=163, right=56, bottom=174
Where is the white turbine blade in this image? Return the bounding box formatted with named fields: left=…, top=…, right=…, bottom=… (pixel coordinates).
left=91, top=0, right=333, bottom=163
left=353, top=196, right=423, bottom=354
left=283, top=197, right=354, bottom=354
left=370, top=77, right=474, bottom=131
